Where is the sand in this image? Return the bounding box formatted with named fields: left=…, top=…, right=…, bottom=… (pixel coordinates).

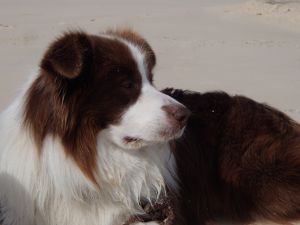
left=0, top=0, right=299, bottom=121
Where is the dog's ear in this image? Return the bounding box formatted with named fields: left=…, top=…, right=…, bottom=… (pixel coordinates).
left=41, top=31, right=93, bottom=79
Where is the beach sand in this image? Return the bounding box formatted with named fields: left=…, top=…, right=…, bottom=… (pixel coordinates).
left=0, top=0, right=299, bottom=121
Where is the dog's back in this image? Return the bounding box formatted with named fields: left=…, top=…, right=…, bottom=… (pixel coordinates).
left=164, top=88, right=300, bottom=225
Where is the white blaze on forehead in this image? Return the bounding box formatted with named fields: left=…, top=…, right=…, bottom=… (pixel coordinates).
left=119, top=40, right=149, bottom=84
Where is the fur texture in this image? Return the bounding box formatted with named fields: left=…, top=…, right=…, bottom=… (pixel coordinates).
left=163, top=88, right=300, bottom=225
left=0, top=30, right=189, bottom=225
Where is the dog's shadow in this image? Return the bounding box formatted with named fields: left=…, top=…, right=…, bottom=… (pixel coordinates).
left=0, top=173, right=38, bottom=225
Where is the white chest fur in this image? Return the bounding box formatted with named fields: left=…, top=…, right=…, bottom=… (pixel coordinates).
left=0, top=98, right=177, bottom=225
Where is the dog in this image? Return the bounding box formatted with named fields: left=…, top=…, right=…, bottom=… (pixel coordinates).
left=0, top=29, right=190, bottom=225
left=163, top=88, right=300, bottom=225
left=1, top=28, right=300, bottom=225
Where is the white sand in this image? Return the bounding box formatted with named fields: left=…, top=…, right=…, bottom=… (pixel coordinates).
left=0, top=0, right=299, bottom=121
left=223, top=0, right=300, bottom=31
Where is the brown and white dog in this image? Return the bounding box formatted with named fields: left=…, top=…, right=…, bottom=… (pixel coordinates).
left=1, top=28, right=300, bottom=225
left=0, top=29, right=189, bottom=225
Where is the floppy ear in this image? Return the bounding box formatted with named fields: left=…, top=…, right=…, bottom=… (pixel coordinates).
left=41, top=31, right=93, bottom=79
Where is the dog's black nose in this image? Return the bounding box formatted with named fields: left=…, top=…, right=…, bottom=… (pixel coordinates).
left=162, top=104, right=191, bottom=127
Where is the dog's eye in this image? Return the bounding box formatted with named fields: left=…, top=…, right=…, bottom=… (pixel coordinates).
left=109, top=67, right=134, bottom=89
left=111, top=66, right=132, bottom=75
left=121, top=81, right=134, bottom=89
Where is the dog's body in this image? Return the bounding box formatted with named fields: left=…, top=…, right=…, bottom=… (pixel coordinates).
left=0, top=30, right=189, bottom=225
left=164, top=88, right=300, bottom=225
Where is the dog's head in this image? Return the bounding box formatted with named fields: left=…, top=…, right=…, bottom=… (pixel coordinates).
left=24, top=29, right=190, bottom=182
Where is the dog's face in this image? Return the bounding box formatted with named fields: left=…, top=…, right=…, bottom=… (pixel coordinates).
left=24, top=29, right=189, bottom=181
left=102, top=31, right=190, bottom=150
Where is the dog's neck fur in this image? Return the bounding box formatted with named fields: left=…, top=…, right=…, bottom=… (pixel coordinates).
left=0, top=94, right=177, bottom=225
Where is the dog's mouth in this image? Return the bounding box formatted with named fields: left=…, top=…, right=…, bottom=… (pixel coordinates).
left=123, top=136, right=146, bottom=149
left=123, top=136, right=143, bottom=144
left=123, top=126, right=185, bottom=148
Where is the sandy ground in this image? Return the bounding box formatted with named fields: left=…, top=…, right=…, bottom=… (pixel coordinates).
left=0, top=0, right=299, bottom=121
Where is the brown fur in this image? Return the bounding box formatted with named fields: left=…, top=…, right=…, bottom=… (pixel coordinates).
left=163, top=88, right=300, bottom=225
left=23, top=30, right=154, bottom=185
left=106, top=29, right=156, bottom=82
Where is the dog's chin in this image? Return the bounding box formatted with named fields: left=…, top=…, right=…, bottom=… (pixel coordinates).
left=122, top=127, right=186, bottom=150
left=158, top=125, right=186, bottom=141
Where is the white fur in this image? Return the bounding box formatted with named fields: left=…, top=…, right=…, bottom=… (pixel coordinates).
left=108, top=38, right=185, bottom=150
left=0, top=36, right=180, bottom=225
